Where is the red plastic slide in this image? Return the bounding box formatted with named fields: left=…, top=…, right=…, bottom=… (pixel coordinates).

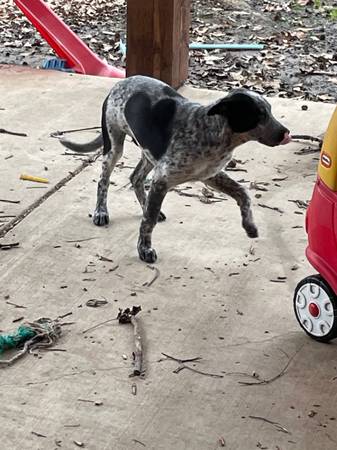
left=14, top=0, right=125, bottom=78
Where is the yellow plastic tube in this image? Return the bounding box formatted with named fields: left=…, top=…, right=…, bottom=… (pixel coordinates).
left=20, top=174, right=49, bottom=184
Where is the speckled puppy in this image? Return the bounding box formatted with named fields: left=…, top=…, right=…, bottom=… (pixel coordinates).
left=60, top=75, right=291, bottom=263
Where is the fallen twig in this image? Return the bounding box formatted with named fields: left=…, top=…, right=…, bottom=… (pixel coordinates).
left=172, top=189, right=203, bottom=199
left=172, top=188, right=226, bottom=203
left=292, top=134, right=322, bottom=145
left=173, top=364, right=224, bottom=378
left=226, top=371, right=263, bottom=381
left=62, top=152, right=94, bottom=157
left=6, top=301, right=26, bottom=309
left=161, top=353, right=202, bottom=364
left=78, top=398, right=96, bottom=403
left=288, top=199, right=309, bottom=209
left=272, top=176, right=288, bottom=182
left=249, top=415, right=290, bottom=434
left=160, top=353, right=223, bottom=378
left=258, top=203, right=284, bottom=214
left=26, top=186, right=48, bottom=189
left=292, top=134, right=322, bottom=154
left=50, top=126, right=101, bottom=138
left=0, top=198, right=20, bottom=204
left=118, top=306, right=143, bottom=376
left=98, top=255, right=114, bottom=262
left=239, top=345, right=304, bottom=386
left=0, top=242, right=19, bottom=250
left=82, top=317, right=118, bottom=334
left=12, top=316, right=24, bottom=323
left=41, top=348, right=66, bottom=352
left=31, top=431, right=47, bottom=438
left=0, top=128, right=27, bottom=137
left=65, top=237, right=100, bottom=243
left=294, top=147, right=320, bottom=155
left=132, top=439, right=146, bottom=447
left=226, top=167, right=248, bottom=172
left=58, top=312, right=73, bottom=320
left=143, top=265, right=160, bottom=287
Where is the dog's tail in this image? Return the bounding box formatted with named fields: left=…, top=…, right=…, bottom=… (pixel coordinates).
left=59, top=133, right=103, bottom=153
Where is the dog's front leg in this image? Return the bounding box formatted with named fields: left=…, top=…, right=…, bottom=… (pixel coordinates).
left=138, top=178, right=168, bottom=263
left=130, top=155, right=166, bottom=222
left=205, top=171, right=258, bottom=238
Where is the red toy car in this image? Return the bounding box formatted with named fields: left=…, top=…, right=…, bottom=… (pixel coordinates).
left=294, top=107, right=337, bottom=342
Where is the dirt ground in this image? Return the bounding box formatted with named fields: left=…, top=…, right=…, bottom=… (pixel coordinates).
left=1, top=0, right=337, bottom=102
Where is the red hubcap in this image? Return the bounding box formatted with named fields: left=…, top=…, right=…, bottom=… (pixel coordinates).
left=309, top=302, right=320, bottom=318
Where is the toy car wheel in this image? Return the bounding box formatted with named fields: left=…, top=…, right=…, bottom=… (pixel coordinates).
left=293, top=274, right=337, bottom=342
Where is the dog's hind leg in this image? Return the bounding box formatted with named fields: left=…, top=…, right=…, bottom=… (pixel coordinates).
left=130, top=154, right=166, bottom=222
left=93, top=127, right=125, bottom=226
left=205, top=172, right=258, bottom=238
left=137, top=175, right=169, bottom=263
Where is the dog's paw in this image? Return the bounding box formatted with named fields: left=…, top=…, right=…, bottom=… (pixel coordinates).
left=93, top=209, right=109, bottom=226
left=158, top=211, right=166, bottom=222
left=138, top=246, right=158, bottom=263
left=245, top=222, right=259, bottom=239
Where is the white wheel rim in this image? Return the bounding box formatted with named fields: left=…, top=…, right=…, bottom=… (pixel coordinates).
left=295, top=282, right=334, bottom=337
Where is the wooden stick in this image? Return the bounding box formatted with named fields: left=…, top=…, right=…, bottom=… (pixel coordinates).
left=118, top=306, right=143, bottom=376
left=131, top=315, right=143, bottom=376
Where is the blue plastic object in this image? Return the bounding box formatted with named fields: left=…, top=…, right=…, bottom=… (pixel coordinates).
left=119, top=40, right=264, bottom=56
left=119, top=39, right=126, bottom=56
left=41, top=57, right=75, bottom=72
left=189, top=43, right=264, bottom=51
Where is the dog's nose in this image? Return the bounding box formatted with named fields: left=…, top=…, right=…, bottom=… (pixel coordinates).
left=279, top=130, right=291, bottom=145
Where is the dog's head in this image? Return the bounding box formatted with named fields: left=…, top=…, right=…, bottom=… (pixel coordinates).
left=207, top=89, right=291, bottom=147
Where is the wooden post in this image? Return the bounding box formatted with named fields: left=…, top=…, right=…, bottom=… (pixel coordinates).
left=126, top=0, right=191, bottom=89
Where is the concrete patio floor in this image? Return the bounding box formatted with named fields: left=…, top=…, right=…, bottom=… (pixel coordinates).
left=1, top=65, right=337, bottom=450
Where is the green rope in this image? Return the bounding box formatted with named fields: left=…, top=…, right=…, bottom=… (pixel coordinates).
left=0, top=326, right=36, bottom=354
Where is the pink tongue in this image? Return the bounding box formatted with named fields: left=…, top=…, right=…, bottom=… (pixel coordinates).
left=280, top=132, right=291, bottom=145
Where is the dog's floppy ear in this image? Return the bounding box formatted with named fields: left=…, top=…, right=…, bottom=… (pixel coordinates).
left=207, top=92, right=260, bottom=133
left=125, top=92, right=176, bottom=160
